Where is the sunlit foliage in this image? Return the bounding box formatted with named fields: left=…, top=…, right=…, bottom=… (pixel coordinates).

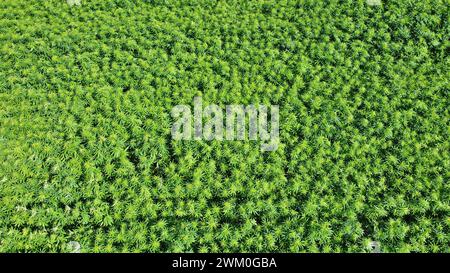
left=0, top=0, right=448, bottom=252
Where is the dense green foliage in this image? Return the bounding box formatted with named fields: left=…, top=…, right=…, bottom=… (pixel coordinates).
left=0, top=0, right=449, bottom=252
